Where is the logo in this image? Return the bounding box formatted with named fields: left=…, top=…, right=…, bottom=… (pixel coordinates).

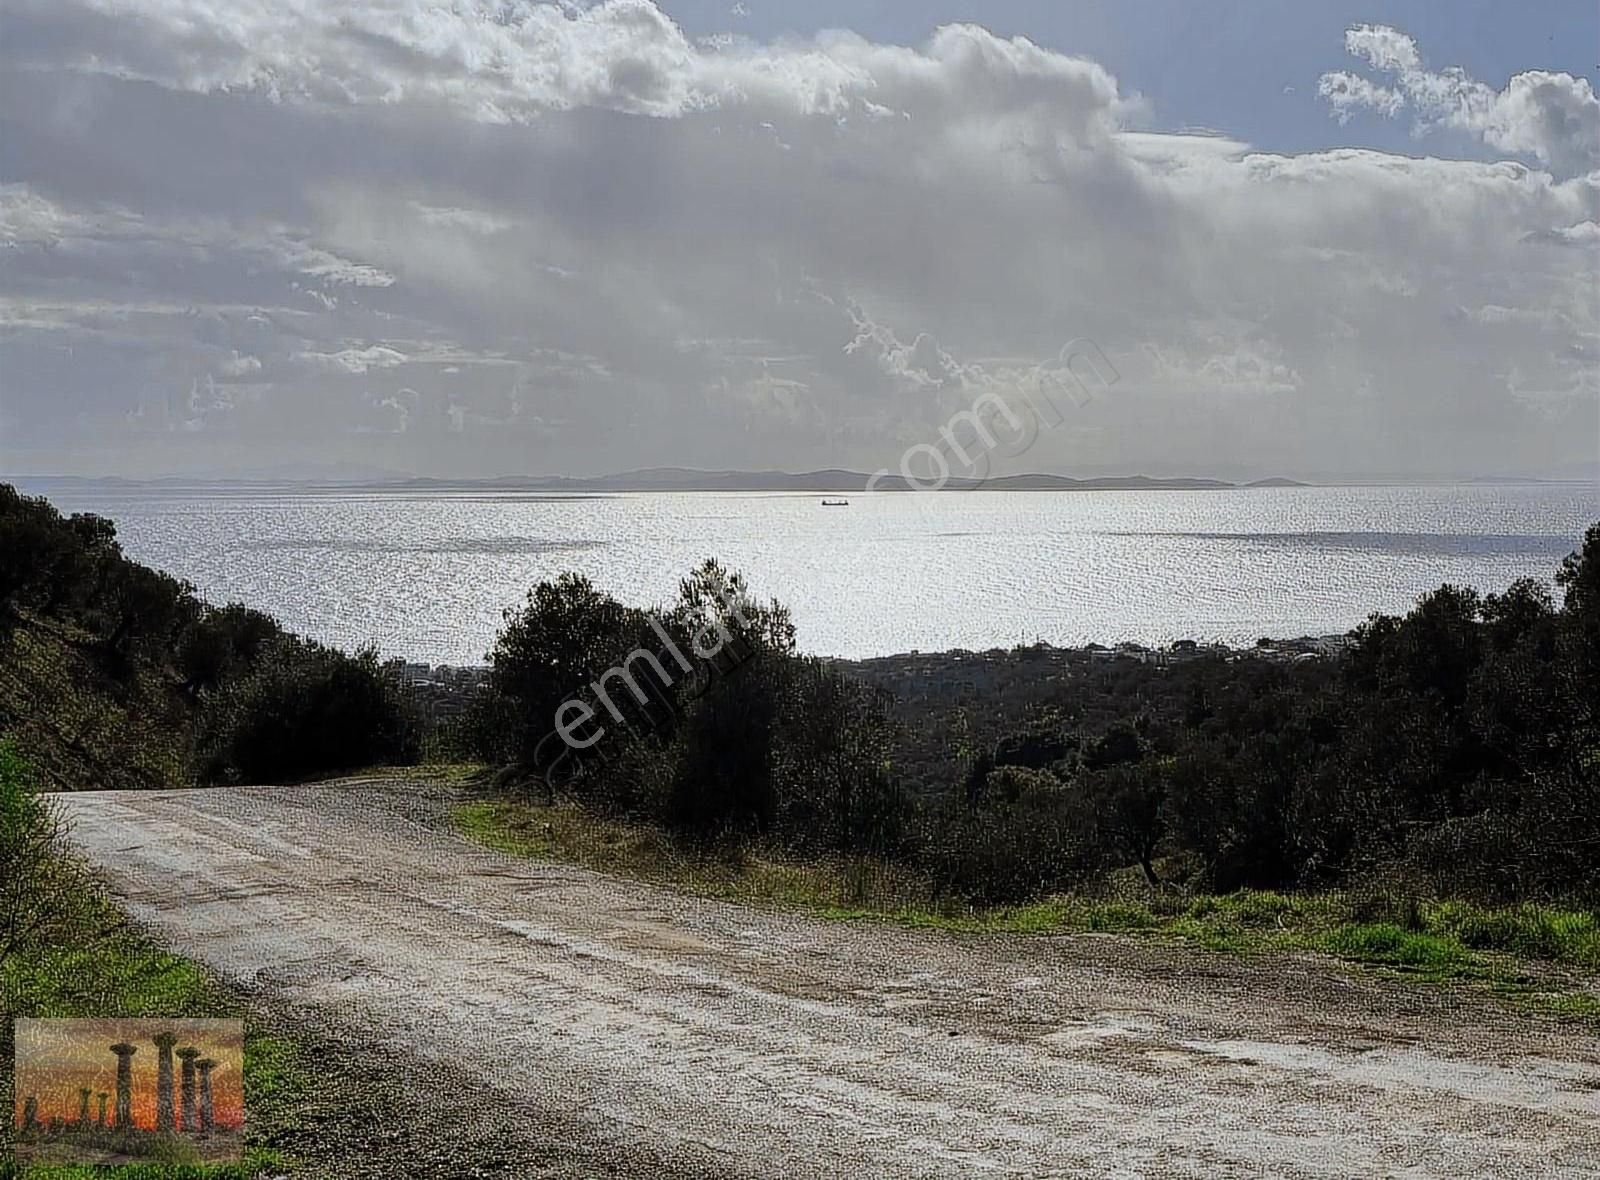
left=12, top=1018, right=244, bottom=1166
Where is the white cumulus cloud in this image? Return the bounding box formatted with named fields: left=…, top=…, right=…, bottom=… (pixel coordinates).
left=1320, top=23, right=1600, bottom=177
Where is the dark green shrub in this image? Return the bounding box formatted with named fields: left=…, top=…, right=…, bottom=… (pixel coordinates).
left=198, top=639, right=418, bottom=783
left=177, top=603, right=282, bottom=696
left=920, top=767, right=1107, bottom=904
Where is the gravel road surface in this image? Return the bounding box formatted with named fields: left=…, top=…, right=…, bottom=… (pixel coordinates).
left=56, top=781, right=1600, bottom=1178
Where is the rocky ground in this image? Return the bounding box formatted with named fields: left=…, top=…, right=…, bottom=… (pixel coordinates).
left=55, top=779, right=1600, bottom=1178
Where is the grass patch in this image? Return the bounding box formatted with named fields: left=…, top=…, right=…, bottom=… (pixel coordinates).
left=2, top=936, right=217, bottom=1020
left=242, top=1033, right=302, bottom=1112
left=1320, top=923, right=1470, bottom=973
left=1425, top=901, right=1600, bottom=969
left=455, top=798, right=943, bottom=915
left=2, top=942, right=303, bottom=1178
left=457, top=795, right=1600, bottom=1023
left=1, top=1165, right=259, bottom=1180
left=308, top=762, right=490, bottom=788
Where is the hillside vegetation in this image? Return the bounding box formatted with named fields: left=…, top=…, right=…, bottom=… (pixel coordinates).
left=0, top=483, right=417, bottom=791
left=453, top=524, right=1600, bottom=909
left=0, top=612, right=193, bottom=793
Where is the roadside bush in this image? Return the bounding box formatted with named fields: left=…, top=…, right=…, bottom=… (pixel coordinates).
left=198, top=638, right=419, bottom=783
left=481, top=559, right=916, bottom=854
left=485, top=572, right=663, bottom=770
left=0, top=485, right=195, bottom=666
left=1403, top=813, right=1534, bottom=902
left=919, top=767, right=1107, bottom=904
left=662, top=561, right=793, bottom=839
left=445, top=682, right=523, bottom=766
left=770, top=659, right=908, bottom=855
left=0, top=738, right=99, bottom=971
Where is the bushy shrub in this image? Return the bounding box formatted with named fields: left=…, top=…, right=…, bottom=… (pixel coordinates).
left=1, top=482, right=432, bottom=789
left=1011, top=527, right=1599, bottom=902
left=0, top=486, right=195, bottom=663
left=658, top=561, right=791, bottom=839
left=444, top=682, right=523, bottom=766
left=479, top=560, right=910, bottom=852
left=919, top=767, right=1107, bottom=905
left=485, top=572, right=660, bottom=769
left=771, top=659, right=907, bottom=855
left=198, top=638, right=419, bottom=783
left=177, top=603, right=283, bottom=696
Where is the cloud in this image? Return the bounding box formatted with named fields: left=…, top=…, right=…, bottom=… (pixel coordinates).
left=1344, top=24, right=1422, bottom=75
left=0, top=5, right=1595, bottom=479
left=10, top=0, right=1137, bottom=128
left=1525, top=220, right=1600, bottom=248
left=1320, top=24, right=1600, bottom=177
left=297, top=345, right=408, bottom=374
left=1317, top=72, right=1403, bottom=124
left=279, top=243, right=396, bottom=288
left=407, top=202, right=515, bottom=235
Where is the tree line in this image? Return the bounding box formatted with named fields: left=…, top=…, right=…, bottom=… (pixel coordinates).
left=457, top=525, right=1600, bottom=907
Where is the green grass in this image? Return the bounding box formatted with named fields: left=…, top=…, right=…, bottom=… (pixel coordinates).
left=242, top=1033, right=302, bottom=1112
left=456, top=796, right=1600, bottom=1021
left=306, top=761, right=490, bottom=787
left=1320, top=923, right=1470, bottom=972
left=455, top=797, right=941, bottom=915
left=2, top=938, right=216, bottom=1020
left=1425, top=901, right=1600, bottom=969
left=2, top=1165, right=256, bottom=1180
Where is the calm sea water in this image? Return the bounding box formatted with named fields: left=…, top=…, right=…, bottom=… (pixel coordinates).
left=23, top=483, right=1599, bottom=664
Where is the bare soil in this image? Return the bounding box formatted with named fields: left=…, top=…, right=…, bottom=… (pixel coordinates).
left=55, top=780, right=1600, bottom=1178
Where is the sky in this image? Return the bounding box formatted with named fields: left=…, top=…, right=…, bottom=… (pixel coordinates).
left=0, top=0, right=1596, bottom=481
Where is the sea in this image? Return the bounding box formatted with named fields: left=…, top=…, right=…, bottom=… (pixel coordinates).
left=19, top=481, right=1599, bottom=666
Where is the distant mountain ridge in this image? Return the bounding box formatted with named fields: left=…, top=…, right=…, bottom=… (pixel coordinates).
left=390, top=468, right=1312, bottom=492
left=22, top=468, right=1316, bottom=493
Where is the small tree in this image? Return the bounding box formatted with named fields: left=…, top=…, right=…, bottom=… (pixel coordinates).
left=663, top=561, right=794, bottom=839
left=1090, top=761, right=1169, bottom=887
left=487, top=573, right=656, bottom=770
left=1558, top=523, right=1600, bottom=706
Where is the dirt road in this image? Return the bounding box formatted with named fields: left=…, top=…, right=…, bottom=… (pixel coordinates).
left=56, top=781, right=1600, bottom=1178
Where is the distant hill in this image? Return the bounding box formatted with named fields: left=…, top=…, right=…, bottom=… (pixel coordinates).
left=386, top=468, right=1307, bottom=493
